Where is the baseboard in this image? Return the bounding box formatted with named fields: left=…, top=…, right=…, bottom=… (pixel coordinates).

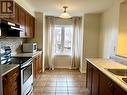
left=80, top=68, right=86, bottom=73
left=54, top=66, right=71, bottom=69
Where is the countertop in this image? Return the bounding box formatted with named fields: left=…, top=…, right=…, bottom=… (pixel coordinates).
left=11, top=51, right=42, bottom=58
left=0, top=64, right=19, bottom=76
left=86, top=58, right=127, bottom=92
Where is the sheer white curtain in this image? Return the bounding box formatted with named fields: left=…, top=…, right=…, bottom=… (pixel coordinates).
left=46, top=16, right=55, bottom=70
left=71, top=17, right=81, bottom=69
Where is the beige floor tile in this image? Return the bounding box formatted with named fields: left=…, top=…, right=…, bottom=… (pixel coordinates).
left=32, top=69, right=88, bottom=95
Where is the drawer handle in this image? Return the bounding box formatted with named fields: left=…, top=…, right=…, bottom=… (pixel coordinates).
left=3, top=78, right=7, bottom=85
left=108, top=82, right=113, bottom=88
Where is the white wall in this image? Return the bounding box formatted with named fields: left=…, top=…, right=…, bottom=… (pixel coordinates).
left=117, top=2, right=127, bottom=55
left=99, top=0, right=120, bottom=58
left=81, top=14, right=101, bottom=73
left=54, top=55, right=72, bottom=69
left=14, top=0, right=35, bottom=16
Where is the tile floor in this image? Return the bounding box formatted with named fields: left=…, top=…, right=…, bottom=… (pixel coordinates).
left=31, top=69, right=89, bottom=95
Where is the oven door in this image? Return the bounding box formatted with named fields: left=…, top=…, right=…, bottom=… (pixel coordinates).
left=21, top=61, right=33, bottom=95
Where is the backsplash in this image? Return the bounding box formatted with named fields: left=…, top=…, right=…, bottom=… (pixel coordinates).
left=0, top=38, right=25, bottom=53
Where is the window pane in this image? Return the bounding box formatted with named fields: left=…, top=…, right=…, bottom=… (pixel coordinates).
left=54, top=26, right=62, bottom=54
left=54, top=25, right=73, bottom=55
left=64, top=26, right=73, bottom=54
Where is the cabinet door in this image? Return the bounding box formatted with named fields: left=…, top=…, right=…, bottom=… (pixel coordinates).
left=86, top=62, right=93, bottom=95
left=114, top=84, right=126, bottom=95
left=38, top=53, right=42, bottom=73
left=2, top=67, right=20, bottom=95
left=2, top=75, right=8, bottom=95
left=33, top=57, right=36, bottom=79
left=30, top=16, right=34, bottom=38
left=99, top=73, right=113, bottom=95
left=25, top=13, right=34, bottom=38
left=36, top=56, right=39, bottom=77
left=7, top=67, right=20, bottom=95
left=92, top=67, right=99, bottom=95
left=25, top=13, right=31, bottom=37
left=18, top=6, right=25, bottom=36
left=11, top=3, right=19, bottom=23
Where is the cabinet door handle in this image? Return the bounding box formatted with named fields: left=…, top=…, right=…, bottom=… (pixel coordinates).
left=108, top=82, right=113, bottom=88
left=3, top=78, right=7, bottom=85
left=110, top=83, right=113, bottom=87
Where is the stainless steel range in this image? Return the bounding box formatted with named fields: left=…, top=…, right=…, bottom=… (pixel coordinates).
left=0, top=46, right=33, bottom=95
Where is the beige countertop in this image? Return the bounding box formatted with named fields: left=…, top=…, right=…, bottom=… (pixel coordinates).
left=11, top=51, right=42, bottom=58
left=86, top=58, right=127, bottom=92
left=0, top=64, right=19, bottom=76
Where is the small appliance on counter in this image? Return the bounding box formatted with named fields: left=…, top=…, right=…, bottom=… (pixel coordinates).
left=23, top=43, right=37, bottom=53
left=0, top=46, right=33, bottom=95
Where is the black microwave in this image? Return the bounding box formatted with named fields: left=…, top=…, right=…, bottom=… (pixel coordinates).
left=0, top=19, right=25, bottom=38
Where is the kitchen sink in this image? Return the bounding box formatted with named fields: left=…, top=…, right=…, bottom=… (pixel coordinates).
left=122, top=78, right=127, bottom=83
left=107, top=69, right=127, bottom=76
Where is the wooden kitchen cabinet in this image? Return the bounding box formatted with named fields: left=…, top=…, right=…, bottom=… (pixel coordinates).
left=33, top=52, right=43, bottom=80
left=99, top=73, right=114, bottom=95
left=92, top=66, right=99, bottom=95
left=25, top=13, right=31, bottom=37
left=86, top=62, right=99, bottom=95
left=86, top=61, right=127, bottom=95
left=16, top=3, right=34, bottom=38
left=18, top=5, right=26, bottom=33
left=86, top=62, right=93, bottom=95
left=25, top=13, right=34, bottom=38
left=114, top=84, right=126, bottom=95
left=12, top=3, right=19, bottom=23
left=38, top=54, right=42, bottom=73
left=30, top=16, right=35, bottom=38
left=2, top=67, right=20, bottom=95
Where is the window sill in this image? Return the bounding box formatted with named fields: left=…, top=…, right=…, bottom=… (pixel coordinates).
left=54, top=53, right=72, bottom=56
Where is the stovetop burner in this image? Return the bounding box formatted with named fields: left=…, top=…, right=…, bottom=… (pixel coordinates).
left=10, top=57, right=31, bottom=64
left=1, top=57, right=32, bottom=65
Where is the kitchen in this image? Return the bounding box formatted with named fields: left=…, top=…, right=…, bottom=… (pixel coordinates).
left=1, top=0, right=127, bottom=95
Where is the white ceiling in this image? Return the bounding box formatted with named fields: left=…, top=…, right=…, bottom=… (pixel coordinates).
left=26, top=0, right=116, bottom=16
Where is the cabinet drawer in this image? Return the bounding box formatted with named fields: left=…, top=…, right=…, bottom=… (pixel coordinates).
left=7, top=67, right=19, bottom=77
left=7, top=67, right=19, bottom=80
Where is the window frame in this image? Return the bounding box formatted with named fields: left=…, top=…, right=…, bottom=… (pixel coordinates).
left=54, top=25, right=73, bottom=55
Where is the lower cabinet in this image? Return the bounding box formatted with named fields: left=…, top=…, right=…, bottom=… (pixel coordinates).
left=86, top=62, right=99, bottom=95
left=91, top=66, right=99, bottom=95
left=86, top=62, right=93, bottom=95
left=2, top=67, right=20, bottom=95
left=86, top=61, right=127, bottom=95
left=99, top=73, right=113, bottom=95
left=33, top=52, right=43, bottom=80
left=114, top=84, right=126, bottom=95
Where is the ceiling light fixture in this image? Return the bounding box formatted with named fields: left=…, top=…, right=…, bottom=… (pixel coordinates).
left=59, top=6, right=71, bottom=19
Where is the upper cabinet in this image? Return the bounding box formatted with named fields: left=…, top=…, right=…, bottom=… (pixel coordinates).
left=117, top=1, right=127, bottom=56
left=25, top=13, right=34, bottom=38
left=18, top=5, right=26, bottom=33
left=18, top=4, right=35, bottom=38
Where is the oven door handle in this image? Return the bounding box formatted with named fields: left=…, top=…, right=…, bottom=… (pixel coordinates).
left=21, top=63, right=32, bottom=70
